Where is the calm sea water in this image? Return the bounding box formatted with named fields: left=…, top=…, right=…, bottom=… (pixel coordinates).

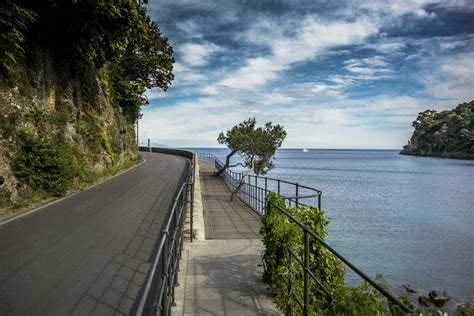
left=190, top=148, right=474, bottom=301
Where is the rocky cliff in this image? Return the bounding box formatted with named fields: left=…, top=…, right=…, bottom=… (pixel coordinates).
left=0, top=1, right=173, bottom=213
left=0, top=49, right=139, bottom=212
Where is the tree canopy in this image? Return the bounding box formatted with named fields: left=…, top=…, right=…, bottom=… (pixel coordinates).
left=216, top=118, right=286, bottom=201
left=217, top=117, right=287, bottom=176
left=400, top=101, right=473, bottom=159
left=0, top=3, right=35, bottom=75
left=1, top=0, right=174, bottom=124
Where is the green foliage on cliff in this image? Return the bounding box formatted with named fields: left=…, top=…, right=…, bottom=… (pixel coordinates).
left=1, top=0, right=174, bottom=123
left=0, top=3, right=35, bottom=75
left=0, top=0, right=174, bottom=208
left=401, top=101, right=474, bottom=159
left=14, top=133, right=77, bottom=196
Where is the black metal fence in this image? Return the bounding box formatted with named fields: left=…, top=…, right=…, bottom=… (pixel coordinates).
left=196, top=152, right=322, bottom=214
left=196, top=152, right=412, bottom=314
left=135, top=148, right=195, bottom=316
left=267, top=201, right=412, bottom=314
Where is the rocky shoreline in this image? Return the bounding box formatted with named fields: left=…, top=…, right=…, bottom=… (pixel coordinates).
left=399, top=149, right=474, bottom=160
left=397, top=284, right=473, bottom=314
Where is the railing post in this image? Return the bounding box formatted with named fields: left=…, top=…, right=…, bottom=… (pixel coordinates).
left=170, top=206, right=178, bottom=307
left=303, top=227, right=310, bottom=316
left=190, top=158, right=195, bottom=243
left=318, top=192, right=321, bottom=210
left=162, top=232, right=170, bottom=316
left=248, top=175, right=251, bottom=206
left=277, top=179, right=280, bottom=195
left=288, top=251, right=293, bottom=315
left=296, top=183, right=299, bottom=207
left=255, top=176, right=257, bottom=211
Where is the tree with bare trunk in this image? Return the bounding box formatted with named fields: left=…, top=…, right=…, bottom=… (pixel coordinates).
left=215, top=118, right=286, bottom=201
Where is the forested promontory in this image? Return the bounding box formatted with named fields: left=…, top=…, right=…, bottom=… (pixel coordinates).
left=0, top=0, right=174, bottom=210
left=400, top=101, right=474, bottom=159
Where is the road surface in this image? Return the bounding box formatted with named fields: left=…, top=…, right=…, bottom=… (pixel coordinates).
left=0, top=152, right=189, bottom=315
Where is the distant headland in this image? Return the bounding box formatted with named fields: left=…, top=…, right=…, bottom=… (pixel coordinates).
left=400, top=100, right=474, bottom=160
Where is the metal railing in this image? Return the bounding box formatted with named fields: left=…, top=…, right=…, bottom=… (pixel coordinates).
left=196, top=152, right=412, bottom=314
left=135, top=149, right=195, bottom=316
left=197, top=152, right=215, bottom=164
left=196, top=152, right=322, bottom=215
left=267, top=200, right=411, bottom=314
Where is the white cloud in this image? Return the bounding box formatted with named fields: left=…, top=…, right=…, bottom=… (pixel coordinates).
left=177, top=42, right=223, bottom=66
left=175, top=20, right=202, bottom=38
left=259, top=92, right=295, bottom=105
left=344, top=56, right=392, bottom=76
left=171, top=62, right=209, bottom=85
left=372, top=42, right=406, bottom=54
left=218, top=17, right=378, bottom=90
left=422, top=52, right=474, bottom=103
left=354, top=0, right=437, bottom=18
left=144, top=88, right=166, bottom=101
left=310, top=83, right=345, bottom=97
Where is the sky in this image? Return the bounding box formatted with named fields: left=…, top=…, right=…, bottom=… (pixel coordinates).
left=140, top=0, right=474, bottom=149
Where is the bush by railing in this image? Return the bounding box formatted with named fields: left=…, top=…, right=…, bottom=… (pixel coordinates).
left=262, top=193, right=413, bottom=315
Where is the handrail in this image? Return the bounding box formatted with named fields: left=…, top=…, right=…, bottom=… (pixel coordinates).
left=267, top=201, right=412, bottom=314
left=135, top=147, right=195, bottom=316
left=196, top=152, right=322, bottom=214
left=196, top=151, right=412, bottom=314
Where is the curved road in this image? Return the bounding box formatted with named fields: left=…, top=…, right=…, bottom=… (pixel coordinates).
left=0, top=152, right=189, bottom=315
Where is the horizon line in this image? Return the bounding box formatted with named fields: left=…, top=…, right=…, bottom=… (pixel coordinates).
left=174, top=146, right=401, bottom=151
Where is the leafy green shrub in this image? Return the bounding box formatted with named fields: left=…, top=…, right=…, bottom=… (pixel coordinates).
left=328, top=274, right=392, bottom=315
left=14, top=133, right=77, bottom=196
left=261, top=193, right=418, bottom=315
left=261, top=192, right=345, bottom=314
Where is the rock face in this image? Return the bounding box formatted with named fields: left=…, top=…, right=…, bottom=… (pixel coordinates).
left=429, top=291, right=449, bottom=306
left=0, top=50, right=138, bottom=211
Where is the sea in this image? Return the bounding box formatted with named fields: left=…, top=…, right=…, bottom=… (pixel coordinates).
left=189, top=148, right=474, bottom=302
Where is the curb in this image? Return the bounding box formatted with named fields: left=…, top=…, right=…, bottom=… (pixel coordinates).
left=191, top=158, right=206, bottom=240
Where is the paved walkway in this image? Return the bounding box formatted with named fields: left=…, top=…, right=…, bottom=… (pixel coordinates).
left=200, top=162, right=261, bottom=239
left=173, top=162, right=280, bottom=315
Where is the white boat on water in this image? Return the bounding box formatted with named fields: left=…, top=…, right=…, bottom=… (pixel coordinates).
left=302, top=148, right=309, bottom=152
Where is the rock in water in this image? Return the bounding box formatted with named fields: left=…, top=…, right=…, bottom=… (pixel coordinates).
left=403, top=284, right=418, bottom=293
left=418, top=295, right=431, bottom=306
left=429, top=291, right=449, bottom=306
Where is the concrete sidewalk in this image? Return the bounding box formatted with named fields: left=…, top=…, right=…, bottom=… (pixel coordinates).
left=200, top=162, right=261, bottom=240
left=172, top=162, right=280, bottom=315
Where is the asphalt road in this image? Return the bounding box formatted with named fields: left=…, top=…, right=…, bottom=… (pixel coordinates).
left=0, top=152, right=189, bottom=315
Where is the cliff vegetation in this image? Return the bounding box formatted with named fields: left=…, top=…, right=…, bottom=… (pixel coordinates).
left=0, top=0, right=174, bottom=212
left=400, top=101, right=474, bottom=159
